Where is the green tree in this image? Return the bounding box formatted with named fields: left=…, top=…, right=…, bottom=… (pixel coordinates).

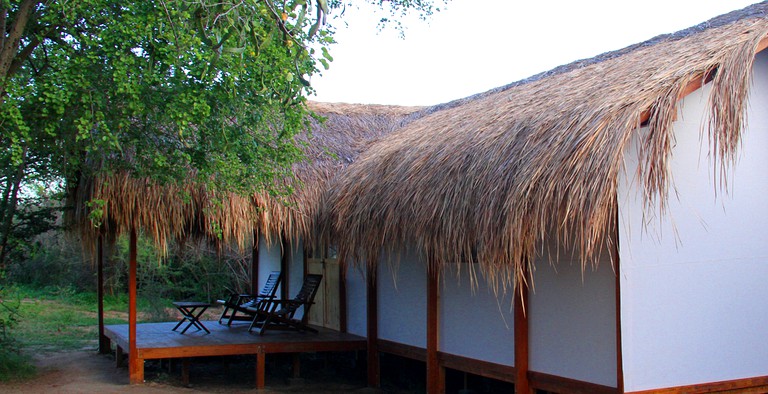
left=0, top=0, right=447, bottom=269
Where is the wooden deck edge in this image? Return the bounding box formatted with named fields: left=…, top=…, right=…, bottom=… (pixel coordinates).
left=625, top=375, right=768, bottom=394
left=529, top=371, right=619, bottom=394
left=378, top=340, right=517, bottom=385
left=137, top=340, right=365, bottom=359
left=378, top=339, right=427, bottom=362
left=104, top=323, right=365, bottom=361
left=438, top=352, right=515, bottom=383
left=103, top=326, right=129, bottom=353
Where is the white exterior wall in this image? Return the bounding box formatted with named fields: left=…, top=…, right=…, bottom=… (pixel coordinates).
left=618, top=51, right=768, bottom=392
left=257, top=236, right=307, bottom=316
left=528, top=249, right=617, bottom=387
left=289, top=240, right=304, bottom=296
left=345, top=264, right=368, bottom=337
left=440, top=268, right=515, bottom=366
left=258, top=235, right=282, bottom=290
left=378, top=250, right=427, bottom=348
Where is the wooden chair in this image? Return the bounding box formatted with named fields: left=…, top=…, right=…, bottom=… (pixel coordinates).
left=247, top=274, right=323, bottom=335
left=216, top=271, right=282, bottom=326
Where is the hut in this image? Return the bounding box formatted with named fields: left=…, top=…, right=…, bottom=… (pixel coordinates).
left=71, top=101, right=422, bottom=383
left=312, top=2, right=768, bottom=393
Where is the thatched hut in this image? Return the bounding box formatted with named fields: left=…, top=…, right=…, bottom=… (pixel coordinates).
left=307, top=2, right=768, bottom=393
left=70, top=101, right=422, bottom=383
left=72, top=101, right=421, bottom=253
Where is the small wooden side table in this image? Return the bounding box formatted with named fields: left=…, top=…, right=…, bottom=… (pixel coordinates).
left=172, top=301, right=211, bottom=334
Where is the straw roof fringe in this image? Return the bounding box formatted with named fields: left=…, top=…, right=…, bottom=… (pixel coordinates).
left=73, top=102, right=422, bottom=254
left=329, top=3, right=768, bottom=293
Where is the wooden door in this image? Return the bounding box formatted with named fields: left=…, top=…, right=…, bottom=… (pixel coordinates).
left=307, top=244, right=340, bottom=330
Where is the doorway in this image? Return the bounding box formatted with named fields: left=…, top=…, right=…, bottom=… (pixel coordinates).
left=306, top=243, right=340, bottom=330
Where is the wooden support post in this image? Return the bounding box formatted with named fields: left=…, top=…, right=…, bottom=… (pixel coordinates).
left=366, top=268, right=380, bottom=388
left=614, top=208, right=624, bottom=393
left=97, top=235, right=110, bottom=354
left=426, top=264, right=444, bottom=394
left=115, top=346, right=124, bottom=368
left=252, top=230, right=260, bottom=294
left=514, top=282, right=530, bottom=394
left=339, top=257, right=348, bottom=333
left=280, top=235, right=290, bottom=300
left=182, top=358, right=191, bottom=386
left=256, top=348, right=266, bottom=389
left=292, top=353, right=301, bottom=379
left=128, top=229, right=143, bottom=384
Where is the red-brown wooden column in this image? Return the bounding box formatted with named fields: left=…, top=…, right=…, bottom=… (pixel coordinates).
left=339, top=257, right=348, bottom=333
left=128, top=228, right=143, bottom=383
left=251, top=230, right=260, bottom=294
left=367, top=267, right=380, bottom=387
left=514, top=280, right=530, bottom=394
left=97, top=235, right=110, bottom=354
left=614, top=208, right=624, bottom=393
left=426, top=263, right=444, bottom=393
left=280, top=234, right=290, bottom=299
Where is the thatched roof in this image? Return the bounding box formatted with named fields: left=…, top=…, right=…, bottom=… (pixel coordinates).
left=72, top=102, right=422, bottom=253
left=329, top=2, right=768, bottom=290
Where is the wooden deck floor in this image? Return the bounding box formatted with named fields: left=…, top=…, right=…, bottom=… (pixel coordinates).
left=104, top=321, right=366, bottom=387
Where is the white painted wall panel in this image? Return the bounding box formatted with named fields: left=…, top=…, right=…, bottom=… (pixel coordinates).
left=289, top=239, right=304, bottom=296
left=257, top=237, right=308, bottom=316
left=618, top=51, right=768, bottom=391
left=378, top=250, right=427, bottom=348
left=528, top=250, right=617, bottom=387
left=258, top=235, right=282, bottom=290
left=346, top=264, right=368, bottom=337
left=440, top=268, right=515, bottom=366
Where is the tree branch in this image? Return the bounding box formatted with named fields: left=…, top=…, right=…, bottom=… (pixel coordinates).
left=0, top=0, right=41, bottom=96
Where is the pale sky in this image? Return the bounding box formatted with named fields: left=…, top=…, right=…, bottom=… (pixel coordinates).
left=311, top=0, right=760, bottom=106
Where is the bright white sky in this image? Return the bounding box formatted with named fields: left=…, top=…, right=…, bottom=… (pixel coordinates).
left=311, top=0, right=759, bottom=106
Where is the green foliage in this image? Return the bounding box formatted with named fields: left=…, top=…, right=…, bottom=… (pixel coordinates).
left=0, top=0, right=448, bottom=193
left=5, top=285, right=135, bottom=355
left=0, top=285, right=35, bottom=381
left=7, top=229, right=92, bottom=291
left=110, top=234, right=234, bottom=320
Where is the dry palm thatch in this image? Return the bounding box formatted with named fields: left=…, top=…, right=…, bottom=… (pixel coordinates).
left=329, top=3, right=768, bottom=292
left=253, top=102, right=422, bottom=247
left=72, top=102, right=422, bottom=255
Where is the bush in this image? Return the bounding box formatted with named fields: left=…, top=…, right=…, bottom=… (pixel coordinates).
left=0, top=285, right=35, bottom=381
left=7, top=232, right=94, bottom=292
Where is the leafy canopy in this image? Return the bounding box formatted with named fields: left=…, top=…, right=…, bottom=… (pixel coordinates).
left=0, top=0, right=446, bottom=196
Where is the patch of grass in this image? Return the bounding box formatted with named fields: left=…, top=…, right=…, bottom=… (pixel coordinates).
left=7, top=285, right=174, bottom=352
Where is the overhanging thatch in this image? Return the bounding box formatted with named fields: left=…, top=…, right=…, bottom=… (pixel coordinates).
left=72, top=102, right=422, bottom=254
left=329, top=3, right=768, bottom=291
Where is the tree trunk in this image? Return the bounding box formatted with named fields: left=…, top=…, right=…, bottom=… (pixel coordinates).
left=0, top=0, right=39, bottom=97
left=0, top=150, right=27, bottom=269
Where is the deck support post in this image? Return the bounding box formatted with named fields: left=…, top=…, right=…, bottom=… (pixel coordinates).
left=182, top=358, right=191, bottom=386
left=427, top=262, right=444, bottom=394
left=614, top=207, right=624, bottom=392
left=115, top=345, right=124, bottom=368
left=128, top=228, right=144, bottom=384
left=339, top=257, right=348, bottom=333
left=256, top=347, right=266, bottom=389
left=280, top=234, right=290, bottom=300
left=366, top=267, right=380, bottom=387
left=292, top=353, right=301, bottom=378
left=513, top=278, right=530, bottom=394
left=97, top=235, right=110, bottom=354
left=252, top=230, right=260, bottom=294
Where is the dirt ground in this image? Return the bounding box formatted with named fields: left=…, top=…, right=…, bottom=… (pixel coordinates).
left=0, top=350, right=392, bottom=393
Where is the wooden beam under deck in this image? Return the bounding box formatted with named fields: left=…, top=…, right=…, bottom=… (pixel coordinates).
left=105, top=321, right=366, bottom=389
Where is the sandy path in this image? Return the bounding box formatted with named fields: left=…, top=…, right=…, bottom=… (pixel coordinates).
left=0, top=350, right=387, bottom=393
